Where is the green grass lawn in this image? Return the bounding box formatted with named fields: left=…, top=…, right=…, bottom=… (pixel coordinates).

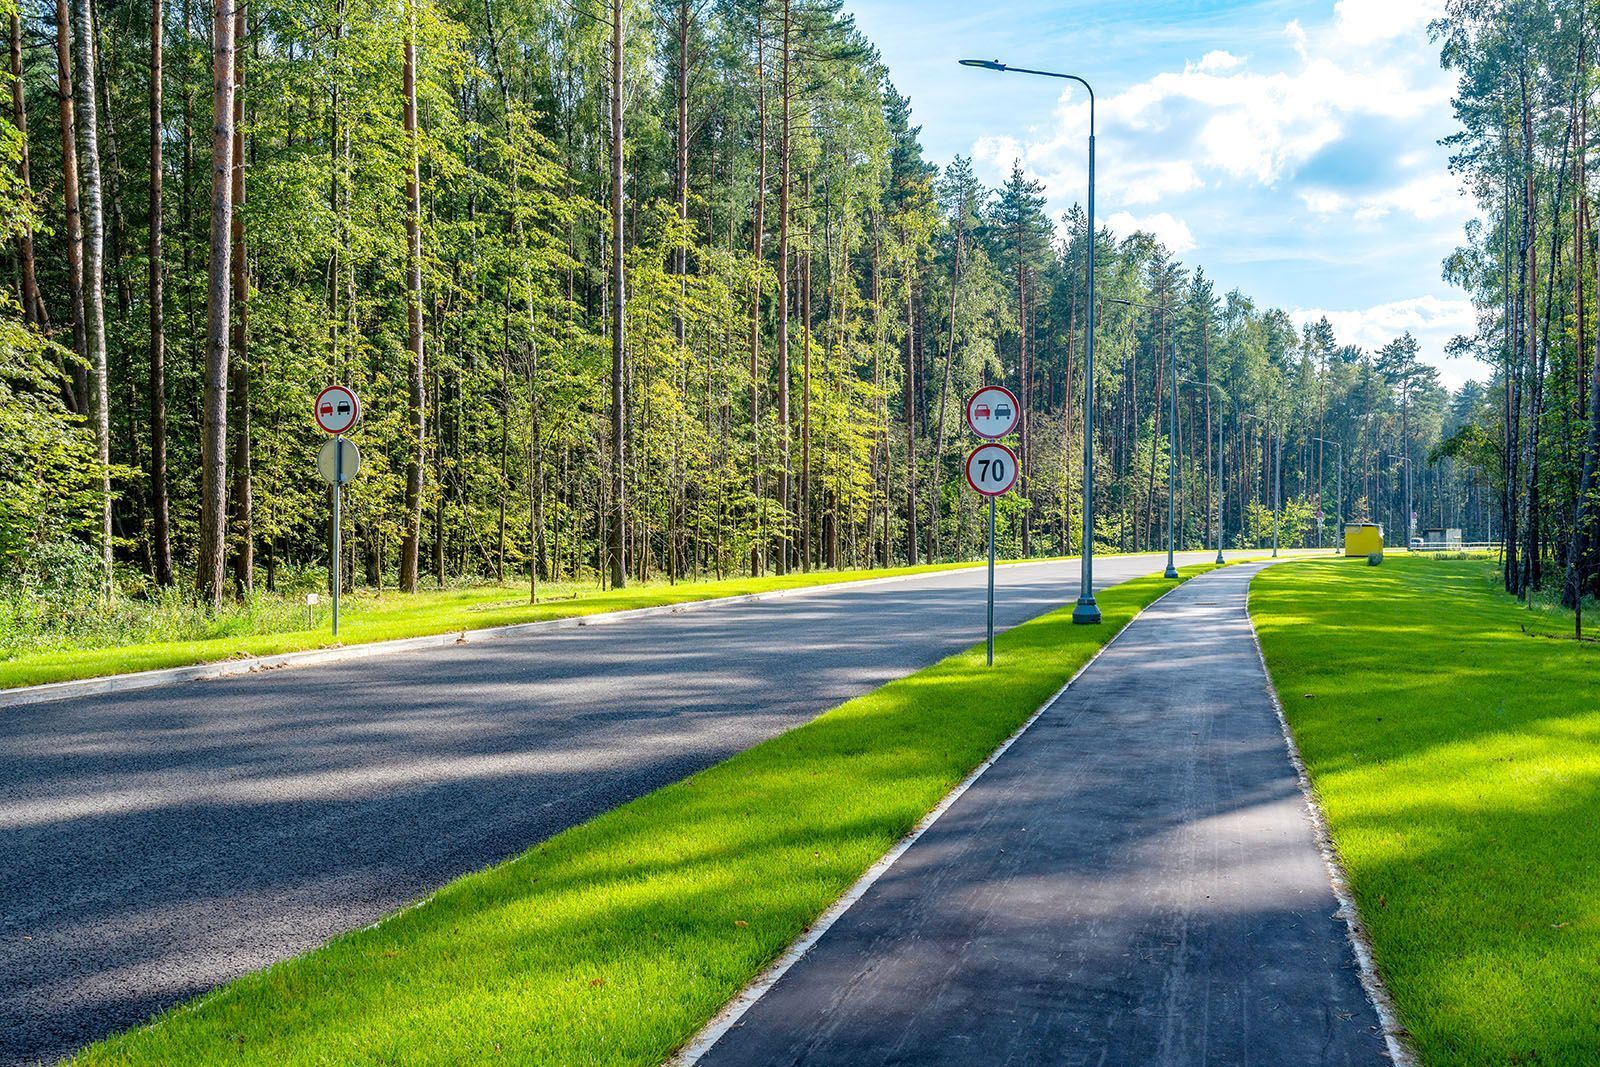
left=75, top=564, right=1214, bottom=1066
left=1252, top=555, right=1600, bottom=1066
left=2, top=560, right=1021, bottom=690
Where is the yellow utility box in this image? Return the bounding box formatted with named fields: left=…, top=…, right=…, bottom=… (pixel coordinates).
left=1345, top=522, right=1384, bottom=557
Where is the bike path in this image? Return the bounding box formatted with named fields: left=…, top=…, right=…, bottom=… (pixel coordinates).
left=699, top=562, right=1390, bottom=1066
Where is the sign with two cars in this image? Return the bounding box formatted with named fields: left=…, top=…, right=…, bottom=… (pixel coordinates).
left=965, top=385, right=1019, bottom=497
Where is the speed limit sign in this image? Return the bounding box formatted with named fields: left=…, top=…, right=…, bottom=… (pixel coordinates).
left=966, top=442, right=1018, bottom=496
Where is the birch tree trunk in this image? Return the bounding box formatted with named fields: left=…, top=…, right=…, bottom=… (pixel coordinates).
left=195, top=0, right=234, bottom=607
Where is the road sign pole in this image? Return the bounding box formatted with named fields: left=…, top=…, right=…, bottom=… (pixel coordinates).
left=332, top=439, right=343, bottom=637
left=987, top=495, right=996, bottom=667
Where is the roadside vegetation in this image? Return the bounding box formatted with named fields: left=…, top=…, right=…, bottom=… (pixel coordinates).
left=1252, top=555, right=1600, bottom=1065
left=73, top=565, right=1212, bottom=1065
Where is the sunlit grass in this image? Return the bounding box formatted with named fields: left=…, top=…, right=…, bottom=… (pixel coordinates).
left=74, top=565, right=1215, bottom=1066
left=1252, top=556, right=1600, bottom=1066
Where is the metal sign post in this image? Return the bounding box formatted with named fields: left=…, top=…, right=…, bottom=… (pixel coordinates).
left=315, top=387, right=362, bottom=638
left=965, top=411, right=1020, bottom=666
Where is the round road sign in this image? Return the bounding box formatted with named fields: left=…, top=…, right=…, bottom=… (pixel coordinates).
left=966, top=385, right=1020, bottom=439
left=966, top=442, right=1018, bottom=496
left=316, top=437, right=362, bottom=485
left=314, top=385, right=361, bottom=435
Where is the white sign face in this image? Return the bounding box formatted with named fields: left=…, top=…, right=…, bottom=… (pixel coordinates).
left=316, top=437, right=362, bottom=485
left=315, top=385, right=361, bottom=435
left=966, top=442, right=1018, bottom=496
left=966, top=386, right=1020, bottom=439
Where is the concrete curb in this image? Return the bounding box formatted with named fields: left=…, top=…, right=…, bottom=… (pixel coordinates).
left=1, top=560, right=1075, bottom=710
left=669, top=568, right=1205, bottom=1066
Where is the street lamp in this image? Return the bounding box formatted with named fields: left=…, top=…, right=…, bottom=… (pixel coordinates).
left=1241, top=411, right=1280, bottom=558
left=963, top=57, right=1100, bottom=624
left=1311, top=436, right=1342, bottom=552
left=1182, top=377, right=1226, bottom=565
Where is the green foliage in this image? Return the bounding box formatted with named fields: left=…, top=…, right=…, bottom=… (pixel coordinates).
left=0, top=303, right=101, bottom=575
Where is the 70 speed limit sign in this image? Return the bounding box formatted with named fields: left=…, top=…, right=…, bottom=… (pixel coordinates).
left=966, top=442, right=1018, bottom=496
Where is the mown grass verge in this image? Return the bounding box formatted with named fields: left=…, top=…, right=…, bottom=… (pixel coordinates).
left=76, top=564, right=1213, bottom=1066
left=2, top=559, right=1030, bottom=691
left=1251, top=555, right=1600, bottom=1066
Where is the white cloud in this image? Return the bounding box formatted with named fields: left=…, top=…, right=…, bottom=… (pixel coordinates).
left=1333, top=0, right=1444, bottom=45
left=966, top=0, right=1459, bottom=248
left=1194, top=50, right=1245, bottom=73
left=1107, top=211, right=1197, bottom=253
left=1292, top=295, right=1481, bottom=386
left=1301, top=172, right=1472, bottom=222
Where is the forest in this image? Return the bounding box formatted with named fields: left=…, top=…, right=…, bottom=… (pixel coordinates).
left=1436, top=0, right=1600, bottom=606
left=0, top=0, right=1513, bottom=645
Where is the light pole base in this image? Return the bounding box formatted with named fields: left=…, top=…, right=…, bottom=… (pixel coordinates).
left=1215, top=550, right=1225, bottom=565
left=1072, top=597, right=1101, bottom=625
left=1163, top=565, right=1179, bottom=579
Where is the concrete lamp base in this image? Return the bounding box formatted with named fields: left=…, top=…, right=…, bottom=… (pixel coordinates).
left=1072, top=598, right=1102, bottom=625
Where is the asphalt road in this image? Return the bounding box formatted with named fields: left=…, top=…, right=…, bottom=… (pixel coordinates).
left=0, top=552, right=1210, bottom=1064
left=698, top=563, right=1390, bottom=1067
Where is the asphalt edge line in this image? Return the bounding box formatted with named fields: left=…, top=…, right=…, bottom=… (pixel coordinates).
left=0, top=559, right=1074, bottom=709
left=668, top=570, right=1204, bottom=1066
left=1243, top=572, right=1415, bottom=1067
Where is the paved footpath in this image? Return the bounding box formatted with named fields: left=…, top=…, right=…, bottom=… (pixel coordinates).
left=699, top=563, right=1391, bottom=1066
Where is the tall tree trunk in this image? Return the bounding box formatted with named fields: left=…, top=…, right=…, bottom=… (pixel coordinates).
left=147, top=0, right=172, bottom=585
left=748, top=14, right=765, bottom=576
left=10, top=14, right=44, bottom=327
left=195, top=0, right=234, bottom=607
left=74, top=0, right=111, bottom=593
left=53, top=0, right=85, bottom=406
left=800, top=170, right=812, bottom=571
left=673, top=0, right=689, bottom=346
left=608, top=0, right=626, bottom=588
left=904, top=262, right=918, bottom=564
left=398, top=0, right=425, bottom=593
left=929, top=201, right=964, bottom=562
left=227, top=0, right=251, bottom=592
left=774, top=0, right=791, bottom=574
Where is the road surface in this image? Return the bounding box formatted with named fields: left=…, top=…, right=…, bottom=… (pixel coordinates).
left=698, top=562, right=1389, bottom=1066
left=0, top=552, right=1209, bottom=1064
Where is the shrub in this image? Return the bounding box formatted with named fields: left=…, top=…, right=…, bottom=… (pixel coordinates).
left=1367, top=552, right=1383, bottom=566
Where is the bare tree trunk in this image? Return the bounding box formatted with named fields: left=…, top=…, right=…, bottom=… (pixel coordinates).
left=673, top=0, right=689, bottom=347
left=10, top=14, right=44, bottom=327
left=147, top=0, right=172, bottom=585
left=904, top=263, right=918, bottom=564
left=53, top=0, right=85, bottom=405
left=227, top=0, right=251, bottom=593
left=74, top=0, right=111, bottom=593
left=800, top=171, right=812, bottom=571
left=774, top=0, right=791, bottom=574
left=748, top=15, right=765, bottom=577
left=608, top=0, right=626, bottom=588
left=195, top=0, right=234, bottom=607
left=398, top=0, right=425, bottom=592
left=930, top=204, right=964, bottom=562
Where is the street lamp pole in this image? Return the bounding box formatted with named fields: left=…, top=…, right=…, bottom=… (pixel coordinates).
left=1164, top=342, right=1179, bottom=578
left=1110, top=295, right=1178, bottom=577
left=1242, top=411, right=1280, bottom=557
left=1312, top=436, right=1342, bottom=552
left=961, top=58, right=1100, bottom=623
left=1181, top=377, right=1225, bottom=565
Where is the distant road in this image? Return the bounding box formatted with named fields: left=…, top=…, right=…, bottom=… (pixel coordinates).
left=0, top=551, right=1212, bottom=1064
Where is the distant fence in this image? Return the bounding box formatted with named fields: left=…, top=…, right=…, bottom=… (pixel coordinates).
left=1408, top=542, right=1503, bottom=553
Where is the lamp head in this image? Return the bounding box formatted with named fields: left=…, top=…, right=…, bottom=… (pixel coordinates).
left=959, top=59, right=1008, bottom=71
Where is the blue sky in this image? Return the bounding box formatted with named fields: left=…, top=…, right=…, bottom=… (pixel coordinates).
left=847, top=0, right=1481, bottom=386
